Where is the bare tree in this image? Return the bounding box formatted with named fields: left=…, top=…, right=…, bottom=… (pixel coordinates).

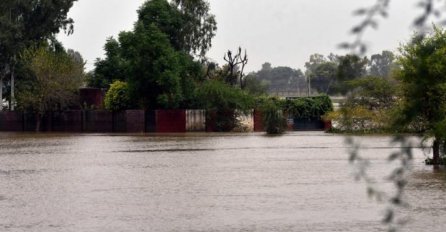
left=223, top=47, right=248, bottom=89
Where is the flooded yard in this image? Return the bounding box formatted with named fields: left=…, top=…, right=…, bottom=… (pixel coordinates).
left=0, top=132, right=445, bottom=231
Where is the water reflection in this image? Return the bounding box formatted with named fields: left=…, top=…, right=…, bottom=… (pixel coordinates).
left=0, top=132, right=444, bottom=231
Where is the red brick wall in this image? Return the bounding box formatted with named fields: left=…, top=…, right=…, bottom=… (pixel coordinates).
left=324, top=120, right=332, bottom=131
left=156, top=110, right=186, bottom=133
left=205, top=111, right=217, bottom=132
left=253, top=110, right=264, bottom=132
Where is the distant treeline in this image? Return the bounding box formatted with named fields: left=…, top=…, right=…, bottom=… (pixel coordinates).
left=246, top=51, right=396, bottom=96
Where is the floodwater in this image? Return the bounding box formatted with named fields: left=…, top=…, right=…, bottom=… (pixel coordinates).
left=0, top=132, right=445, bottom=232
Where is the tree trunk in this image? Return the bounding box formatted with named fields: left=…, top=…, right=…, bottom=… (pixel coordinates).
left=0, top=78, right=3, bottom=111
left=35, top=113, right=42, bottom=132
left=10, top=65, right=15, bottom=111
left=432, top=138, right=440, bottom=166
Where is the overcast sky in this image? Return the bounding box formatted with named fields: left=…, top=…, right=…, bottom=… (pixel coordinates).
left=57, top=0, right=420, bottom=72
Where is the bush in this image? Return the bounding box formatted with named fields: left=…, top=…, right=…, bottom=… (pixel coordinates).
left=196, top=80, right=255, bottom=131
left=104, top=81, right=131, bottom=111
left=261, top=99, right=287, bottom=134
left=284, top=95, right=333, bottom=119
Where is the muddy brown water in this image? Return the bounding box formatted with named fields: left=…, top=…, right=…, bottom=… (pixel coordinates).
left=0, top=132, right=445, bottom=231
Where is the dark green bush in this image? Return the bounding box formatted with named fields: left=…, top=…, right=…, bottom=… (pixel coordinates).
left=284, top=95, right=333, bottom=119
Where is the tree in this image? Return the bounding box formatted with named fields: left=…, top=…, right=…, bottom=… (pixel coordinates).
left=369, top=50, right=396, bottom=78
left=17, top=45, right=84, bottom=131
left=394, top=27, right=446, bottom=165
left=171, top=0, right=217, bottom=57
left=92, top=0, right=210, bottom=109
left=119, top=23, right=183, bottom=109
left=136, top=0, right=216, bottom=57
left=223, top=47, right=248, bottom=88
left=88, top=38, right=127, bottom=89
left=336, top=54, right=368, bottom=94
left=250, top=63, right=306, bottom=96
left=0, top=0, right=77, bottom=111
left=196, top=79, right=254, bottom=131
left=304, top=54, right=339, bottom=95
left=347, top=76, right=397, bottom=110
left=243, top=73, right=268, bottom=96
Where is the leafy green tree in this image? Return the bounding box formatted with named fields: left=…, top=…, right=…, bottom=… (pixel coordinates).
left=171, top=0, right=217, bottom=56
left=104, top=81, right=131, bottom=112
left=394, top=27, right=446, bottom=165
left=369, top=50, right=396, bottom=78
left=243, top=73, right=268, bottom=96
left=17, top=44, right=84, bottom=131
left=0, top=0, right=77, bottom=110
left=250, top=63, right=306, bottom=96
left=348, top=76, right=398, bottom=110
left=177, top=52, right=204, bottom=108
left=196, top=79, right=254, bottom=131
left=135, top=0, right=216, bottom=57
left=119, top=23, right=182, bottom=109
left=92, top=0, right=212, bottom=109
left=336, top=54, right=368, bottom=94
left=305, top=54, right=339, bottom=95
left=88, top=38, right=127, bottom=89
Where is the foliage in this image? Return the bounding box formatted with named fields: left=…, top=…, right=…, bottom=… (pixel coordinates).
left=196, top=80, right=255, bottom=131
left=347, top=76, right=398, bottom=110
left=305, top=53, right=339, bottom=95
left=248, top=63, right=306, bottom=95
left=119, top=22, right=183, bottom=109
left=196, top=80, right=254, bottom=112
left=341, top=2, right=436, bottom=231
left=394, top=26, right=446, bottom=165
left=255, top=95, right=333, bottom=134
left=369, top=50, right=397, bottom=78
left=137, top=0, right=216, bottom=57
left=177, top=52, right=204, bottom=109
left=243, top=74, right=268, bottom=96
left=88, top=38, right=127, bottom=88
left=91, top=0, right=210, bottom=109
left=0, top=0, right=77, bottom=110
left=326, top=105, right=392, bottom=133
left=283, top=95, right=334, bottom=119
left=17, top=44, right=84, bottom=131
left=261, top=99, right=287, bottom=134
left=104, top=81, right=131, bottom=112
left=223, top=47, right=248, bottom=88
left=335, top=54, right=368, bottom=94
left=170, top=0, right=217, bottom=56
left=326, top=76, right=398, bottom=133
left=0, top=0, right=76, bottom=59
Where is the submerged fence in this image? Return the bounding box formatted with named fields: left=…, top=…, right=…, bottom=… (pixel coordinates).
left=0, top=109, right=329, bottom=133
left=0, top=110, right=216, bottom=133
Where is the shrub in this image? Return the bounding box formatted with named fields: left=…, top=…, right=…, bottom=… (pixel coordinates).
left=284, top=95, right=333, bottom=119
left=262, top=99, right=287, bottom=134
left=104, top=80, right=131, bottom=111
left=196, top=80, right=255, bottom=131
